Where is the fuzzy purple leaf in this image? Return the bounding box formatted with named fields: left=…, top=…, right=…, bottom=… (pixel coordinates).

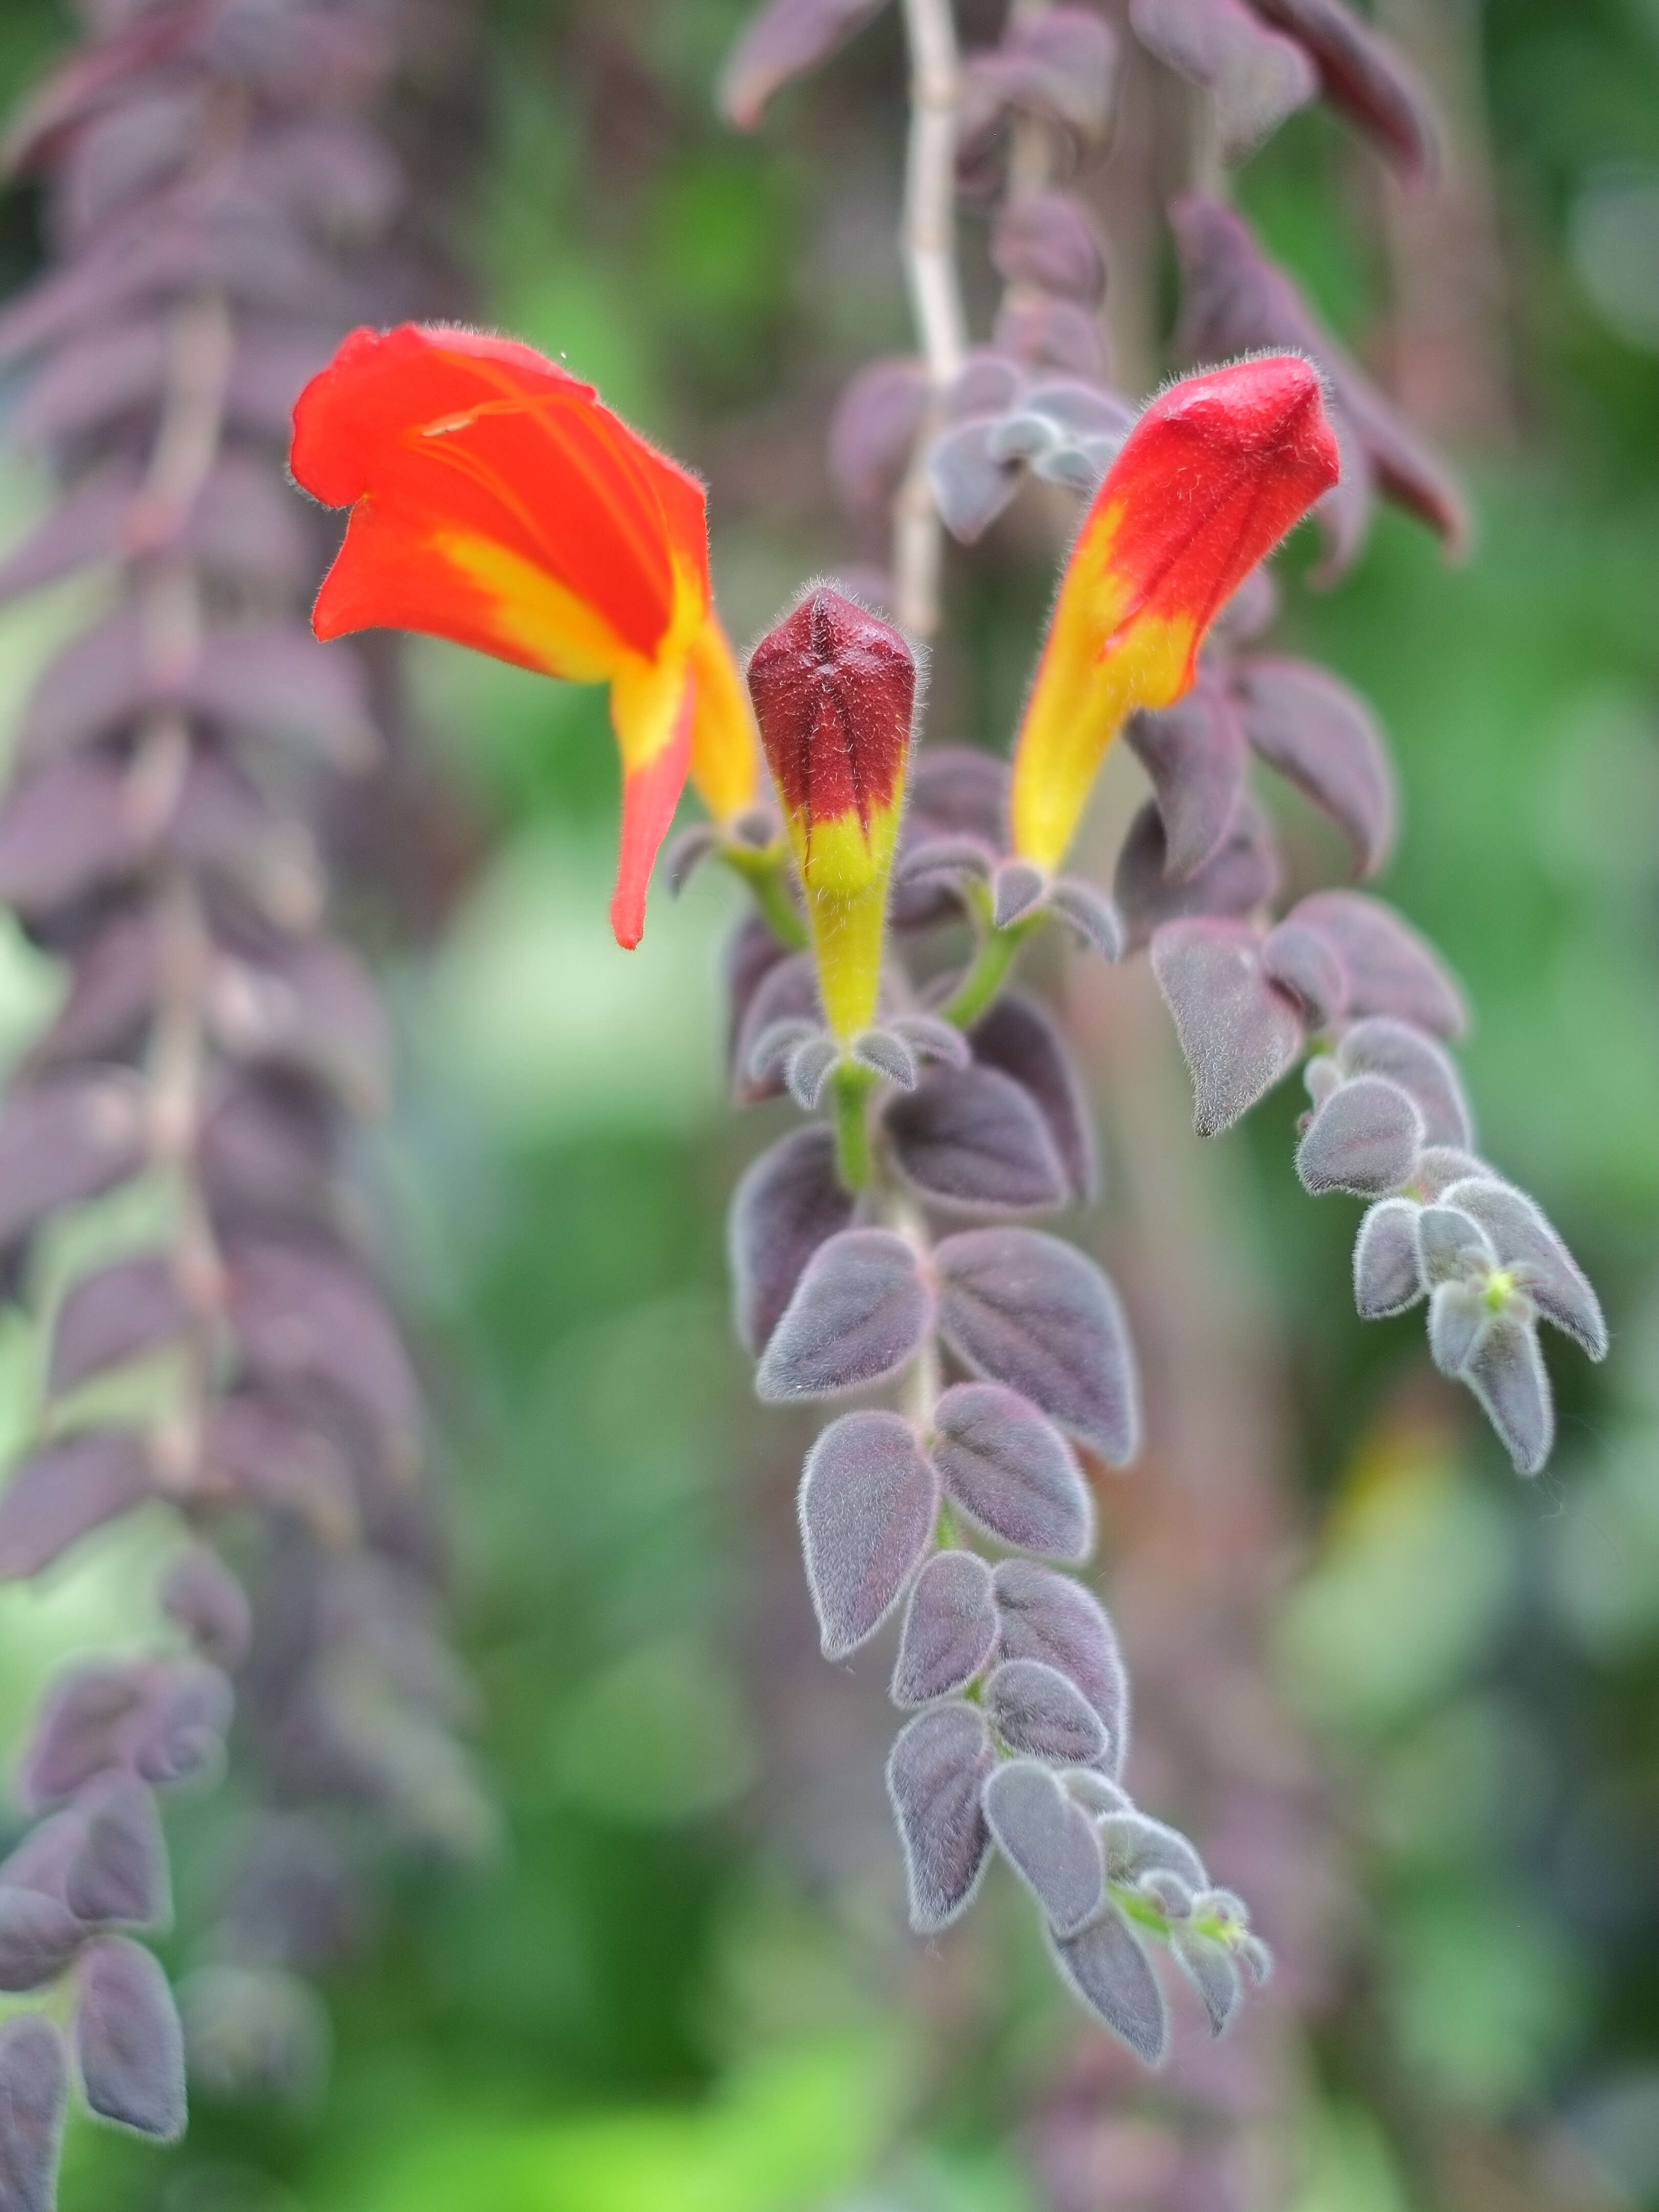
left=1417, top=1203, right=1493, bottom=1285
left=960, top=8, right=1120, bottom=150
left=0, top=1431, right=153, bottom=1580
left=0, top=2014, right=69, bottom=2212
left=1440, top=1177, right=1607, bottom=1360
left=1129, top=0, right=1315, bottom=158
left=886, top=1703, right=995, bottom=1932
left=159, top=1545, right=253, bottom=1671
left=1049, top=1903, right=1168, bottom=2065
left=1100, top=1811, right=1208, bottom=1889
left=1233, top=654, right=1396, bottom=877
left=49, top=1251, right=188, bottom=1395
left=1335, top=1017, right=1473, bottom=1149
left=720, top=0, right=891, bottom=128
left=891, top=1548, right=999, bottom=1707
left=1296, top=1073, right=1423, bottom=1197
left=928, top=417, right=1020, bottom=545
left=73, top=1936, right=186, bottom=2140
left=985, top=1657, right=1110, bottom=1764
left=983, top=1760, right=1104, bottom=1937
left=990, top=858, right=1048, bottom=930
left=18, top=1663, right=149, bottom=1811
left=729, top=1125, right=855, bottom=1357
left=1172, top=1926, right=1242, bottom=2034
left=0, top=1888, right=88, bottom=1991
left=1048, top=877, right=1125, bottom=961
left=63, top=1779, right=169, bottom=1930
left=226, top=1239, right=418, bottom=1453
left=1151, top=918, right=1304, bottom=1136
left=885, top=1065, right=1069, bottom=1215
left=931, top=1382, right=1093, bottom=1561
left=0, top=1071, right=146, bottom=1251
left=1353, top=1198, right=1424, bottom=1318
left=1261, top=919, right=1349, bottom=1028
left=1115, top=797, right=1281, bottom=950
left=991, top=1560, right=1129, bottom=1766
left=1250, top=0, right=1437, bottom=174
left=756, top=1229, right=933, bottom=1401
left=1463, top=1310, right=1555, bottom=1476
left=1125, top=670, right=1247, bottom=883
left=935, top=1228, right=1140, bottom=1465
left=1429, top=1280, right=1485, bottom=1380
left=827, top=354, right=927, bottom=521
left=1289, top=892, right=1465, bottom=1038
left=991, top=192, right=1105, bottom=306
left=797, top=1411, right=937, bottom=1658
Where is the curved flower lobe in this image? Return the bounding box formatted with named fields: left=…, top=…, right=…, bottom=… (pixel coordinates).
left=1010, top=355, right=1340, bottom=873
left=748, top=589, right=916, bottom=1039
left=290, top=323, right=757, bottom=947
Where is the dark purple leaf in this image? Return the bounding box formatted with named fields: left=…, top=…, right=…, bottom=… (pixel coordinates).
left=0, top=461, right=141, bottom=605
left=194, top=623, right=377, bottom=770
left=720, top=0, right=891, bottom=128
left=1261, top=919, right=1349, bottom=1028
left=198, top=1077, right=335, bottom=1232
left=125, top=1661, right=232, bottom=1789
left=1172, top=1926, right=1241, bottom=2033
left=1411, top=1145, right=1492, bottom=1201
left=935, top=1228, right=1141, bottom=1465
left=1150, top=918, right=1303, bottom=1136
left=33, top=909, right=158, bottom=1066
left=1463, top=1310, right=1554, bottom=1477
left=885, top=1065, right=1069, bottom=1215
left=785, top=1034, right=839, bottom=1111
left=183, top=451, right=314, bottom=590
left=1126, top=668, right=1248, bottom=883
left=1213, top=564, right=1279, bottom=642
left=891, top=1549, right=998, bottom=1707
left=1295, top=1073, right=1423, bottom=1197
left=991, top=1560, right=1129, bottom=1766
left=959, top=9, right=1120, bottom=150
left=0, top=1888, right=87, bottom=1991
left=203, top=1392, right=357, bottom=1544
left=1416, top=1202, right=1493, bottom=1285
left=664, top=824, right=717, bottom=898
left=1429, top=1280, right=1485, bottom=1380
left=73, top=1936, right=186, bottom=2140
left=0, top=758, right=146, bottom=915
left=1129, top=0, right=1315, bottom=158
left=948, top=353, right=1025, bottom=422
left=885, top=1703, right=995, bottom=1932
left=0, top=2014, right=69, bottom=2212
left=907, top=745, right=1010, bottom=856
left=729, top=1124, right=855, bottom=1356
left=172, top=753, right=322, bottom=923
left=1336, top=1016, right=1472, bottom=1148
left=1440, top=1177, right=1607, bottom=1360
left=226, top=1239, right=418, bottom=1455
left=1115, top=798, right=1281, bottom=951
left=932, top=1381, right=1093, bottom=1561
left=733, top=950, right=819, bottom=1104
left=18, top=1663, right=149, bottom=1811
left=0, top=1431, right=152, bottom=1580
left=1233, top=654, right=1396, bottom=876
left=797, top=1411, right=937, bottom=1658
left=1353, top=1197, right=1424, bottom=1318
left=850, top=1026, right=918, bottom=1089
left=1249, top=0, right=1437, bottom=174
left=209, top=935, right=390, bottom=1114
left=158, top=1546, right=252, bottom=1671
left=63, top=1779, right=169, bottom=1930
left=756, top=1229, right=933, bottom=1401
left=984, top=1657, right=1110, bottom=1764
left=991, top=192, right=1105, bottom=306
left=1290, top=890, right=1465, bottom=1037
left=17, top=606, right=149, bottom=761
left=990, top=858, right=1047, bottom=930
left=1048, top=877, right=1125, bottom=960
left=49, top=1252, right=188, bottom=1395
left=990, top=295, right=1106, bottom=380
left=0, top=1812, right=84, bottom=1903
left=928, top=417, right=1020, bottom=545
left=889, top=1014, right=971, bottom=1070
left=8, top=318, right=166, bottom=450
left=1049, top=1903, right=1168, bottom=2064
left=827, top=355, right=927, bottom=521
left=983, top=1760, right=1104, bottom=1937
left=0, top=1071, right=146, bottom=1250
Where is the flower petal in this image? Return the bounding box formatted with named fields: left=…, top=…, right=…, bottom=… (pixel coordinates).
left=1010, top=354, right=1339, bottom=871
left=292, top=322, right=710, bottom=675
left=688, top=611, right=760, bottom=825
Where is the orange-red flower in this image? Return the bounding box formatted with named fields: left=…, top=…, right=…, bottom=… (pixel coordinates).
left=1009, top=355, right=1341, bottom=873
left=290, top=323, right=758, bottom=948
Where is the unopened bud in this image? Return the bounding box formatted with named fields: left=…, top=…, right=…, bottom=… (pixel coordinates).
left=747, top=588, right=916, bottom=1040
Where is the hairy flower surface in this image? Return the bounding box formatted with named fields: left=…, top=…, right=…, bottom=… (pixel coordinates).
left=747, top=587, right=916, bottom=1038
left=1009, top=354, right=1340, bottom=871
left=291, top=323, right=757, bottom=946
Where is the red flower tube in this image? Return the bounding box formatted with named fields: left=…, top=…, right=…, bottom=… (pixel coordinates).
left=290, top=323, right=758, bottom=947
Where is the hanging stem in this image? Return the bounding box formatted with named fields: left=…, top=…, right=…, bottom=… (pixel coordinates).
left=892, top=0, right=966, bottom=639
left=832, top=1062, right=875, bottom=1191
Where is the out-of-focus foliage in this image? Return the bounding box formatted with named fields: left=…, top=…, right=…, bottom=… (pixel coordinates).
left=1, top=0, right=1657, bottom=2205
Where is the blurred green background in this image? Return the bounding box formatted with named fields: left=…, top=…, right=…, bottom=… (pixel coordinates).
left=2, top=1, right=1658, bottom=2207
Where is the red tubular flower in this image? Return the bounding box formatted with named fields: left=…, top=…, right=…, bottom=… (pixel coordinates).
left=747, top=588, right=916, bottom=1040
left=290, top=323, right=758, bottom=948
left=1009, top=355, right=1341, bottom=874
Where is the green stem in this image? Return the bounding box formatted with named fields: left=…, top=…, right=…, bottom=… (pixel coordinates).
left=832, top=1062, right=874, bottom=1191
left=941, top=915, right=1029, bottom=1027
left=722, top=841, right=807, bottom=949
